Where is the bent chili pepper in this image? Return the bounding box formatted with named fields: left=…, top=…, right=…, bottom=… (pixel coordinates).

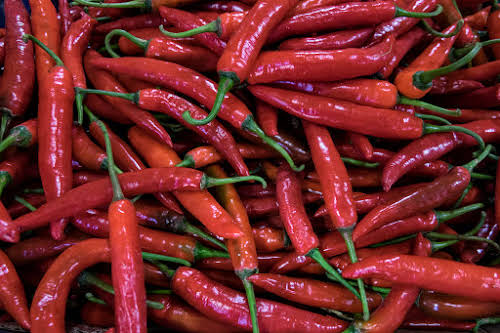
left=342, top=254, right=500, bottom=302
left=0, top=0, right=35, bottom=130
left=24, top=35, right=74, bottom=241
left=0, top=118, right=37, bottom=153
left=86, top=56, right=303, bottom=171
left=243, top=192, right=322, bottom=218
left=72, top=125, right=109, bottom=172
left=206, top=165, right=259, bottom=333
left=460, top=209, right=499, bottom=263
left=252, top=222, right=288, bottom=253
left=84, top=94, right=132, bottom=125
left=173, top=267, right=348, bottom=332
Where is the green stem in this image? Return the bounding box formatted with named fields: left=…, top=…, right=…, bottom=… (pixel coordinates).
left=159, top=20, right=221, bottom=38
left=420, top=18, right=463, bottom=38
left=423, top=123, right=485, bottom=151
left=431, top=239, right=460, bottom=252
left=14, top=196, right=37, bottom=212
left=453, top=182, right=472, bottom=209
left=22, top=188, right=44, bottom=194
left=341, top=157, right=379, bottom=168
left=0, top=113, right=10, bottom=142
left=474, top=317, right=500, bottom=333
left=105, top=29, right=149, bottom=58
left=471, top=172, right=494, bottom=180
left=22, top=34, right=64, bottom=66
left=75, top=87, right=138, bottom=103
left=455, top=38, right=500, bottom=58
left=435, top=203, right=484, bottom=223
left=413, top=42, right=482, bottom=90
left=395, top=4, right=443, bottom=17
left=179, top=220, right=227, bottom=251
left=193, top=242, right=230, bottom=261
left=399, top=96, right=461, bottom=116
left=340, top=228, right=370, bottom=321
left=462, top=144, right=493, bottom=172
left=76, top=93, right=84, bottom=125
left=0, top=135, right=17, bottom=153
left=176, top=155, right=195, bottom=168
left=141, top=252, right=192, bottom=266
left=242, top=115, right=304, bottom=172
left=147, top=259, right=175, bottom=278
left=426, top=233, right=500, bottom=252
left=242, top=279, right=260, bottom=333
left=182, top=76, right=235, bottom=126
left=85, top=292, right=106, bottom=305
left=95, top=16, right=112, bottom=22
left=201, top=174, right=267, bottom=189
left=465, top=211, right=487, bottom=236
left=307, top=248, right=361, bottom=299
left=72, top=0, right=147, bottom=8
left=147, top=289, right=173, bottom=295
left=414, top=113, right=452, bottom=125
left=321, top=308, right=354, bottom=321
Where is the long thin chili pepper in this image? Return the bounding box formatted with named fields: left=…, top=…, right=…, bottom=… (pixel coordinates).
left=402, top=307, right=476, bottom=331
left=278, top=27, right=373, bottom=51
left=86, top=56, right=304, bottom=171
left=255, top=100, right=279, bottom=137
left=84, top=94, right=132, bottom=124
left=0, top=119, right=37, bottom=153
left=95, top=14, right=166, bottom=34
left=58, top=0, right=71, bottom=36
left=488, top=9, right=500, bottom=59
left=195, top=1, right=250, bottom=12
left=71, top=124, right=110, bottom=172
left=206, top=165, right=259, bottom=333
left=23, top=34, right=74, bottom=241
left=72, top=0, right=200, bottom=13
left=0, top=0, right=35, bottom=135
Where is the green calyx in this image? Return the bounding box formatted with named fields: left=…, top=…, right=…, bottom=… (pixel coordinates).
left=0, top=172, right=13, bottom=197
left=398, top=95, right=461, bottom=117
left=175, top=155, right=195, bottom=168
left=200, top=173, right=267, bottom=189
left=0, top=125, right=33, bottom=153
left=341, top=157, right=379, bottom=168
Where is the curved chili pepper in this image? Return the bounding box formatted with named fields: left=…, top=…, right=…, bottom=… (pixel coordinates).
left=345, top=132, right=373, bottom=160
left=252, top=222, right=288, bottom=253
left=460, top=209, right=499, bottom=263
left=428, top=78, right=484, bottom=96
left=107, top=29, right=218, bottom=72
left=59, top=0, right=71, bottom=36
left=173, top=267, right=349, bottom=332
left=116, top=73, right=158, bottom=92
left=61, top=13, right=96, bottom=89
left=30, top=239, right=111, bottom=333
left=206, top=165, right=259, bottom=333
left=198, top=252, right=287, bottom=273
left=29, top=0, right=60, bottom=84
left=86, top=56, right=301, bottom=171
left=116, top=28, right=189, bottom=55
left=402, top=307, right=476, bottom=330
left=95, top=14, right=166, bottom=34
left=255, top=100, right=278, bottom=137
left=249, top=35, right=394, bottom=84
left=418, top=290, right=500, bottom=320
left=343, top=254, right=500, bottom=302
left=0, top=118, right=37, bottom=153
left=278, top=28, right=372, bottom=51
left=0, top=0, right=35, bottom=124
left=72, top=125, right=108, bottom=171
left=249, top=85, right=423, bottom=140
left=84, top=50, right=172, bottom=147
left=274, top=79, right=398, bottom=109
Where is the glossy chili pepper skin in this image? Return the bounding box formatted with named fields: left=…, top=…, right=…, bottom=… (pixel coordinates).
left=128, top=127, right=243, bottom=239
left=0, top=31, right=5, bottom=66
left=85, top=94, right=132, bottom=125
left=402, top=307, right=476, bottom=330
left=159, top=7, right=226, bottom=55
left=38, top=65, right=74, bottom=241
left=276, top=164, right=319, bottom=255
left=436, top=83, right=500, bottom=109
left=195, top=1, right=250, bottom=12
left=30, top=239, right=111, bottom=333
left=72, top=125, right=107, bottom=171
left=173, top=267, right=348, bottom=332
left=217, top=0, right=298, bottom=84
left=29, top=0, right=60, bottom=83
left=249, top=273, right=381, bottom=313
left=61, top=13, right=96, bottom=88
left=428, top=78, right=483, bottom=96
left=84, top=51, right=173, bottom=147
left=249, top=86, right=422, bottom=140
left=96, top=14, right=166, bottom=34
left=394, top=22, right=461, bottom=99
left=252, top=222, right=287, bottom=253
left=134, top=88, right=250, bottom=177
left=1, top=118, right=38, bottom=151
left=354, top=167, right=470, bottom=240
left=418, top=290, right=500, bottom=320
left=0, top=0, right=35, bottom=118
left=13, top=167, right=243, bottom=238
left=256, top=100, right=279, bottom=137
left=244, top=192, right=322, bottom=217
left=444, top=59, right=500, bottom=82
left=488, top=10, right=500, bottom=59
left=274, top=79, right=398, bottom=109
left=117, top=28, right=186, bottom=55
left=303, top=120, right=357, bottom=230
left=279, top=28, right=373, bottom=51
left=249, top=35, right=394, bottom=84
left=460, top=209, right=499, bottom=263
left=288, top=0, right=352, bottom=15
left=108, top=199, right=147, bottom=333
left=343, top=254, right=500, bottom=302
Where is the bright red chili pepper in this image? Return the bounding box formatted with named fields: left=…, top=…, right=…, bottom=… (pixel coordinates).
left=460, top=209, right=499, bottom=263
left=117, top=28, right=194, bottom=55
left=345, top=132, right=373, bottom=160
left=464, top=6, right=490, bottom=29
left=195, top=1, right=250, bottom=12
left=191, top=11, right=247, bottom=41
left=0, top=118, right=38, bottom=153
left=172, top=267, right=348, bottom=332
left=255, top=100, right=279, bottom=137
left=252, top=222, right=288, bottom=253
left=72, top=125, right=108, bottom=171
left=243, top=191, right=322, bottom=218
left=279, top=27, right=373, bottom=51
left=0, top=0, right=35, bottom=122
left=198, top=252, right=287, bottom=273
left=288, top=0, right=352, bottom=15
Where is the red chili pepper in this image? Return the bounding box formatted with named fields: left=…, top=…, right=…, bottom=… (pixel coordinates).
left=191, top=11, right=247, bottom=41
left=0, top=0, right=35, bottom=123
left=29, top=0, right=60, bottom=84
left=72, top=171, right=106, bottom=186
left=58, top=0, right=71, bottom=36
left=255, top=100, right=279, bottom=137
left=7, top=193, right=46, bottom=218
left=84, top=50, right=172, bottom=147
left=198, top=252, right=287, bottom=272
left=428, top=78, right=484, bottom=95
left=115, top=73, right=158, bottom=92
left=252, top=222, right=288, bottom=253
left=488, top=10, right=500, bottom=59
left=72, top=125, right=108, bottom=171
left=460, top=209, right=499, bottom=263
left=418, top=290, right=500, bottom=320
left=0, top=31, right=5, bottom=67
left=0, top=118, right=38, bottom=153
left=61, top=13, right=96, bottom=89
left=95, top=14, right=167, bottom=34
left=244, top=192, right=322, bottom=218
left=249, top=35, right=394, bottom=84
left=173, top=267, right=349, bottom=332
left=436, top=83, right=500, bottom=109
left=401, top=307, right=476, bottom=330
left=274, top=79, right=398, bottom=109
left=249, top=85, right=423, bottom=140
left=278, top=27, right=373, bottom=51
left=195, top=1, right=250, bottom=12
left=80, top=302, right=114, bottom=327
left=343, top=254, right=500, bottom=302
left=288, top=0, right=352, bottom=15
left=444, top=59, right=500, bottom=82
left=86, top=56, right=300, bottom=170
left=345, top=132, right=373, bottom=160
left=116, top=28, right=193, bottom=55
left=31, top=239, right=111, bottom=333
left=84, top=94, right=132, bottom=125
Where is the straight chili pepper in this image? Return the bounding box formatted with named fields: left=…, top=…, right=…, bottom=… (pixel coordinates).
left=0, top=0, right=35, bottom=133
left=95, top=14, right=166, bottom=34
left=278, top=28, right=373, bottom=51
left=255, top=100, right=278, bottom=137
left=58, top=0, right=71, bottom=36
left=173, top=267, right=349, bottom=332
left=86, top=56, right=301, bottom=171
left=0, top=119, right=37, bottom=153
left=435, top=83, right=500, bottom=109
left=85, top=94, right=132, bottom=125
left=73, top=0, right=201, bottom=13
left=206, top=165, right=260, bottom=333
left=402, top=307, right=476, bottom=331
left=288, top=0, right=352, bottom=16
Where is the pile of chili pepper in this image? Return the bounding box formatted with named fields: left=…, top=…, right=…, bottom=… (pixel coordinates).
left=0, top=0, right=500, bottom=331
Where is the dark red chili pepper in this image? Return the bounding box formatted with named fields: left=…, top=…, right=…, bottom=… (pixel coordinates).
left=172, top=267, right=349, bottom=332
left=428, top=78, right=483, bottom=95
left=72, top=125, right=108, bottom=172
left=95, top=14, right=167, bottom=34
left=0, top=29, right=5, bottom=67
left=464, top=5, right=490, bottom=29
left=402, top=307, right=476, bottom=330
left=80, top=302, right=114, bottom=327
left=198, top=252, right=287, bottom=273
left=84, top=50, right=172, bottom=147
left=444, top=59, right=500, bottom=82
left=87, top=56, right=300, bottom=170
left=255, top=100, right=278, bottom=137
left=273, top=79, right=398, bottom=109
left=249, top=85, right=423, bottom=140
left=460, top=209, right=499, bottom=263
left=72, top=171, right=106, bottom=186
left=279, top=27, right=373, bottom=51
left=488, top=10, right=500, bottom=59
left=29, top=0, right=60, bottom=84
left=288, top=0, right=352, bottom=16
left=115, top=73, right=158, bottom=91
left=84, top=94, right=132, bottom=125
left=0, top=0, right=35, bottom=124
left=0, top=118, right=37, bottom=153
left=244, top=191, right=322, bottom=218
left=343, top=254, right=500, bottom=302
left=189, top=11, right=247, bottom=41
left=7, top=193, right=46, bottom=218
left=249, top=35, right=395, bottom=84
left=435, top=83, right=500, bottom=108
left=58, top=0, right=71, bottom=36
left=61, top=13, right=96, bottom=89
left=345, top=132, right=373, bottom=160
left=418, top=290, right=500, bottom=320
